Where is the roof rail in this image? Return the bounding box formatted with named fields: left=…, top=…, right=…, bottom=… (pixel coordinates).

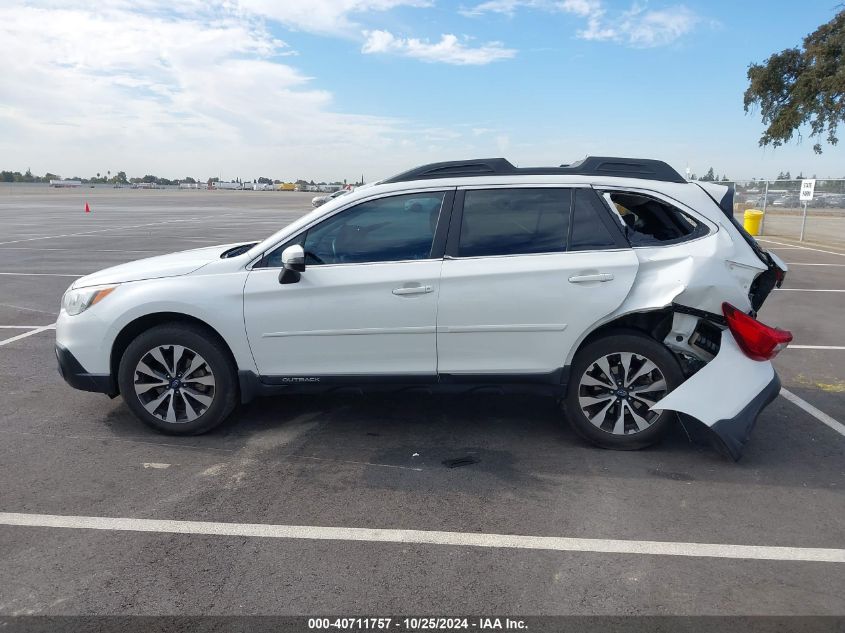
left=382, top=156, right=687, bottom=184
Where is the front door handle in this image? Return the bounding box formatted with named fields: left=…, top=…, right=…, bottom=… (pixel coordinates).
left=392, top=284, right=433, bottom=296
left=568, top=273, right=615, bottom=283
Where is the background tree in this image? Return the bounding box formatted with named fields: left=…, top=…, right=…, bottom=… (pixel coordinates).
left=744, top=10, right=845, bottom=153
left=700, top=167, right=716, bottom=181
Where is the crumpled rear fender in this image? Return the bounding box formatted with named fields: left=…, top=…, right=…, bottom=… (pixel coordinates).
left=652, top=330, right=780, bottom=459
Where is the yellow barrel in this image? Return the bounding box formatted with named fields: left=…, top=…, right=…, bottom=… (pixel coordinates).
left=743, top=209, right=764, bottom=236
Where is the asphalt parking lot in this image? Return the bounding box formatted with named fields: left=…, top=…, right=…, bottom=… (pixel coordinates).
left=0, top=186, right=843, bottom=621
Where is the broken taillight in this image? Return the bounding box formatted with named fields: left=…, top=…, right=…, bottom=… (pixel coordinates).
left=722, top=302, right=793, bottom=361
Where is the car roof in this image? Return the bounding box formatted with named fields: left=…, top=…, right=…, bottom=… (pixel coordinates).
left=247, top=159, right=729, bottom=261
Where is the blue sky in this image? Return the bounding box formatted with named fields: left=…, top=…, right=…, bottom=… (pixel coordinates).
left=0, top=0, right=841, bottom=181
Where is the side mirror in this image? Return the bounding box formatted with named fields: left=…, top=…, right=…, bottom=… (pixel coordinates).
left=279, top=244, right=305, bottom=284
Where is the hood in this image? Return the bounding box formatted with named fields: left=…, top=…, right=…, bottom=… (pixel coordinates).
left=72, top=242, right=250, bottom=289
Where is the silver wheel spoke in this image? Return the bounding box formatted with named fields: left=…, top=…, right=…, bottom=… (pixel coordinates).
left=182, top=354, right=206, bottom=379
left=594, top=356, right=615, bottom=386
left=165, top=393, right=177, bottom=423
left=587, top=397, right=615, bottom=425
left=142, top=389, right=170, bottom=415
left=612, top=404, right=626, bottom=434
left=619, top=352, right=634, bottom=386
left=182, top=386, right=213, bottom=408
left=184, top=374, right=214, bottom=386
left=135, top=380, right=168, bottom=395
left=624, top=400, right=651, bottom=431
left=172, top=345, right=187, bottom=374
left=149, top=347, right=172, bottom=376
left=180, top=391, right=200, bottom=421
left=631, top=379, right=666, bottom=395
left=136, top=359, right=166, bottom=381
left=579, top=395, right=615, bottom=408
left=625, top=358, right=658, bottom=387
left=581, top=374, right=613, bottom=388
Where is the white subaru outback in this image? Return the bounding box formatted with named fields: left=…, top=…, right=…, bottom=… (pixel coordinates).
left=56, top=157, right=791, bottom=459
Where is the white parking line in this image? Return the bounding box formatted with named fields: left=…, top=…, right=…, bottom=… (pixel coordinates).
left=0, top=218, right=201, bottom=247
left=758, top=239, right=845, bottom=257
left=0, top=511, right=842, bottom=563
left=777, top=289, right=845, bottom=293
left=0, top=247, right=162, bottom=253
left=0, top=272, right=83, bottom=277
left=0, top=324, right=56, bottom=347
left=788, top=345, right=845, bottom=350
left=781, top=388, right=845, bottom=438
left=0, top=325, right=51, bottom=329
left=786, top=263, right=845, bottom=267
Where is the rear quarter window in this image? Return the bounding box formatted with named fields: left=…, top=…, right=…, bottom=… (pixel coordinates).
left=600, top=191, right=708, bottom=247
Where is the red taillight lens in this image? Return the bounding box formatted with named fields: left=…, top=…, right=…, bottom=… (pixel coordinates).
left=722, top=302, right=793, bottom=361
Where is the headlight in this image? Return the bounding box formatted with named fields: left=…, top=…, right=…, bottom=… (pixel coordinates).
left=61, top=285, right=117, bottom=316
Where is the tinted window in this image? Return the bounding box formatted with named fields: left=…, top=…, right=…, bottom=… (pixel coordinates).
left=263, top=192, right=445, bottom=267
left=601, top=191, right=706, bottom=247
left=569, top=189, right=619, bottom=251
left=458, top=188, right=571, bottom=257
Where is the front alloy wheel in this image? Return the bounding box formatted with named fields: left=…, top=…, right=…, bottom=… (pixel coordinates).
left=133, top=345, right=215, bottom=424
left=118, top=323, right=237, bottom=435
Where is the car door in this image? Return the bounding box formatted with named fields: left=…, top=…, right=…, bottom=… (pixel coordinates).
left=436, top=186, right=639, bottom=377
left=243, top=190, right=452, bottom=379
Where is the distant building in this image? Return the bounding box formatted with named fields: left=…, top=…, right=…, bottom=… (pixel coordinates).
left=212, top=181, right=242, bottom=190
left=49, top=179, right=81, bottom=188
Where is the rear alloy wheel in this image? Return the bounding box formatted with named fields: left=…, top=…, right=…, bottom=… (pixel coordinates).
left=118, top=324, right=237, bottom=435
left=564, top=331, right=683, bottom=450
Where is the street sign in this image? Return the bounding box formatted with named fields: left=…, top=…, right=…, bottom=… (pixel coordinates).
left=800, top=179, right=816, bottom=202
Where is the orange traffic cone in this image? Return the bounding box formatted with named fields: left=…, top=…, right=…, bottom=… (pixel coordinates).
left=85, top=202, right=90, bottom=213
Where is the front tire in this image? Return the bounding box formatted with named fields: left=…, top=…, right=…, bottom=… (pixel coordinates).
left=117, top=324, right=237, bottom=435
left=563, top=330, right=683, bottom=450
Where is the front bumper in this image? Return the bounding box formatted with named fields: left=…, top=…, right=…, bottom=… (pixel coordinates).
left=56, top=343, right=117, bottom=395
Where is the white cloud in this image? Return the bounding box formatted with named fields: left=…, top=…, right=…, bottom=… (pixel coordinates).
left=237, top=0, right=431, bottom=36
left=362, top=30, right=516, bottom=64
left=461, top=0, right=601, bottom=17
left=0, top=2, right=429, bottom=180
left=461, top=0, right=699, bottom=48
left=579, top=5, right=700, bottom=47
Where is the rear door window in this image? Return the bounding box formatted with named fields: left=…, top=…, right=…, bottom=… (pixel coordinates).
left=569, top=188, right=621, bottom=251
left=457, top=188, right=571, bottom=257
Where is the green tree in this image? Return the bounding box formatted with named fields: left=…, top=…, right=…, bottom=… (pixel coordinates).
left=700, top=167, right=716, bottom=181
left=115, top=171, right=128, bottom=184
left=744, top=10, right=845, bottom=153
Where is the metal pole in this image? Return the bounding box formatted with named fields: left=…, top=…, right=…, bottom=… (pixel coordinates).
left=760, top=180, right=769, bottom=235
left=800, top=202, right=808, bottom=241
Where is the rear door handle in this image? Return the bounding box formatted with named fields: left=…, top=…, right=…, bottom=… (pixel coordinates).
left=568, top=273, right=615, bottom=283
left=392, top=285, right=433, bottom=296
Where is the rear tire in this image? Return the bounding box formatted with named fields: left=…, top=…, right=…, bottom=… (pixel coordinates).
left=117, top=324, right=238, bottom=435
left=563, top=330, right=683, bottom=450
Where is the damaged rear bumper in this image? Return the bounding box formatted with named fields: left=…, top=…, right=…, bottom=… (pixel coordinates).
left=652, top=330, right=781, bottom=460
left=709, top=373, right=780, bottom=460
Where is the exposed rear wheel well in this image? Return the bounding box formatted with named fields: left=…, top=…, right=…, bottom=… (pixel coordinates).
left=572, top=309, right=674, bottom=362
left=110, top=313, right=237, bottom=394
